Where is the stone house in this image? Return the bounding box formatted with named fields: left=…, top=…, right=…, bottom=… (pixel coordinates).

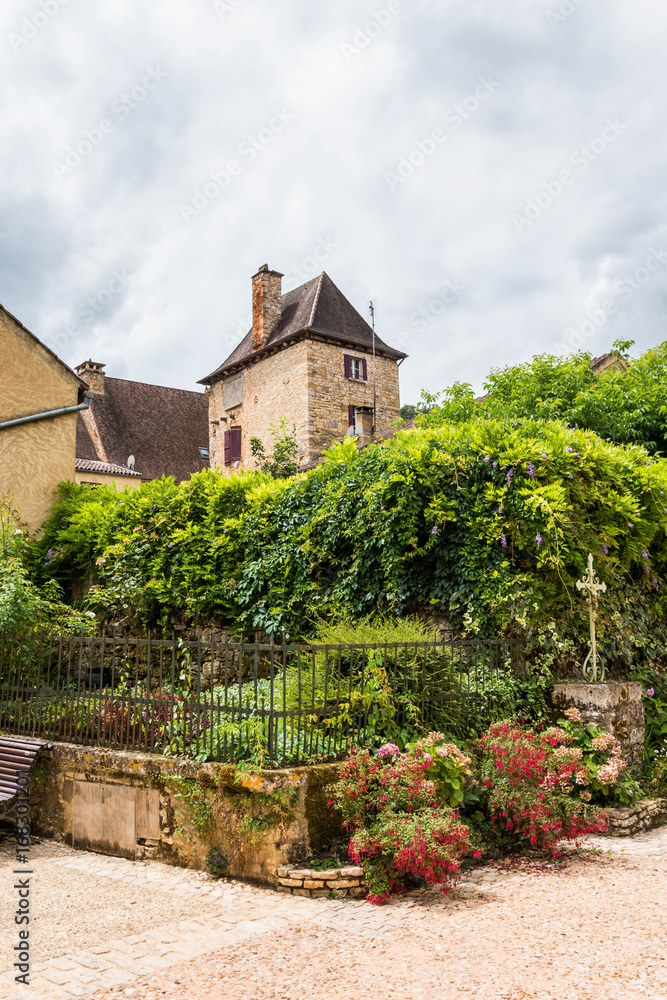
left=74, top=361, right=210, bottom=485
left=199, top=266, right=406, bottom=473
left=0, top=304, right=90, bottom=531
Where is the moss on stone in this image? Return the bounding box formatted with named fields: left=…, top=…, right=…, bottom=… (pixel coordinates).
left=304, top=763, right=342, bottom=852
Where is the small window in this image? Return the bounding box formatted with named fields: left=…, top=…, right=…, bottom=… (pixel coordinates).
left=198, top=447, right=210, bottom=461
left=344, top=354, right=368, bottom=381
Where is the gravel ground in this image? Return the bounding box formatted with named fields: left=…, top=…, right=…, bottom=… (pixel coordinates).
left=0, top=834, right=211, bottom=963
left=83, top=841, right=667, bottom=1000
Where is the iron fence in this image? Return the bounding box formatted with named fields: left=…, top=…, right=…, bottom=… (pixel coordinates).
left=0, top=632, right=525, bottom=766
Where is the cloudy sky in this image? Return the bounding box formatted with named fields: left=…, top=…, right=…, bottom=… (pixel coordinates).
left=1, top=0, right=665, bottom=405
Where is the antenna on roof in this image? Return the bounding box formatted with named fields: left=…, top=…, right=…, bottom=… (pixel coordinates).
left=369, top=301, right=376, bottom=439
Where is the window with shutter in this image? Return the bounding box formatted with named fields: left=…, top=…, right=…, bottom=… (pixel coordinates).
left=362, top=358, right=368, bottom=381
left=224, top=430, right=231, bottom=466
left=230, top=425, right=242, bottom=461
left=344, top=354, right=352, bottom=378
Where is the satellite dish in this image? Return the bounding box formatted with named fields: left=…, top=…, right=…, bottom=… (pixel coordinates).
left=127, top=455, right=135, bottom=470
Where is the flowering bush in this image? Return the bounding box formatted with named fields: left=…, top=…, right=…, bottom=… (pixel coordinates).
left=557, top=708, right=643, bottom=804
left=406, top=732, right=474, bottom=807
left=349, top=809, right=471, bottom=904
left=329, top=736, right=472, bottom=904
left=478, top=720, right=609, bottom=854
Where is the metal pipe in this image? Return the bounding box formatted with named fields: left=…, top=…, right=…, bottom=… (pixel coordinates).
left=0, top=391, right=93, bottom=431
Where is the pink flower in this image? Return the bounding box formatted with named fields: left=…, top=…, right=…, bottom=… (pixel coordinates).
left=378, top=743, right=400, bottom=759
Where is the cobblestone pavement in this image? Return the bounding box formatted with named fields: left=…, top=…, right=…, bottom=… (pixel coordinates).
left=0, top=826, right=665, bottom=1000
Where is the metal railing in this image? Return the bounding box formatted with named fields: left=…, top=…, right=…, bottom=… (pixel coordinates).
left=0, top=632, right=525, bottom=766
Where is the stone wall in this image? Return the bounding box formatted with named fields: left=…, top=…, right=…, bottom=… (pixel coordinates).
left=206, top=336, right=401, bottom=474
left=552, top=681, right=645, bottom=769
left=605, top=798, right=667, bottom=837
left=25, top=741, right=341, bottom=883
left=274, top=863, right=365, bottom=898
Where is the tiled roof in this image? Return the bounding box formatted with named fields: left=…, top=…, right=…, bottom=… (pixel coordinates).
left=200, top=272, right=407, bottom=384
left=75, top=458, right=142, bottom=478
left=76, top=377, right=209, bottom=482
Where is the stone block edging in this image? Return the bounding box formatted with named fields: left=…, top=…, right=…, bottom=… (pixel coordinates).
left=605, top=797, right=667, bottom=837
left=273, top=864, right=366, bottom=898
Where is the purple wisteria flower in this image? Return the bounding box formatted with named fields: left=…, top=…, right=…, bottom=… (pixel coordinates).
left=498, top=505, right=503, bottom=514
left=378, top=743, right=400, bottom=759
left=536, top=533, right=542, bottom=547
left=167, top=543, right=174, bottom=549
left=646, top=688, right=655, bottom=697
left=500, top=534, right=507, bottom=548
left=431, top=526, right=438, bottom=536
left=541, top=453, right=548, bottom=459
left=484, top=455, right=490, bottom=463
left=652, top=578, right=660, bottom=592
left=628, top=523, right=634, bottom=528
left=527, top=463, right=535, bottom=480
left=565, top=446, right=574, bottom=454
left=642, top=549, right=649, bottom=560
left=493, top=461, right=498, bottom=468
left=507, top=468, right=514, bottom=485
left=601, top=543, right=609, bottom=556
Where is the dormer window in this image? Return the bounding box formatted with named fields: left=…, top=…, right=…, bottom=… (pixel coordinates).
left=344, top=354, right=368, bottom=381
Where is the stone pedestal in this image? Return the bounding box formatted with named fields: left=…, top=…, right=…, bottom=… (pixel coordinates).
left=551, top=682, right=644, bottom=769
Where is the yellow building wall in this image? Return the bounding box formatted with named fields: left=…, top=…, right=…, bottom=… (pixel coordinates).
left=74, top=471, right=141, bottom=491
left=0, top=309, right=81, bottom=533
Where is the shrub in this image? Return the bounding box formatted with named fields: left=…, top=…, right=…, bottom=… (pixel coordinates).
left=206, top=848, right=230, bottom=879
left=329, top=738, right=473, bottom=904
left=557, top=708, right=643, bottom=804
left=478, top=720, right=609, bottom=854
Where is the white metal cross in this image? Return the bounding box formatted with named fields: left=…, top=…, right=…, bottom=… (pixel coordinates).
left=576, top=552, right=607, bottom=682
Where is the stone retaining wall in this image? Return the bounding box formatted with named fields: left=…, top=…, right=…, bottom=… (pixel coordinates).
left=274, top=864, right=365, bottom=898
left=11, top=738, right=341, bottom=883
left=605, top=798, right=667, bottom=837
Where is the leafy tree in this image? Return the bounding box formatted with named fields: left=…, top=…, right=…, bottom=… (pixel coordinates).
left=250, top=418, right=298, bottom=478
left=418, top=341, right=667, bottom=454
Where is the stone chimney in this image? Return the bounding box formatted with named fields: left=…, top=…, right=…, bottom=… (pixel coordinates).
left=75, top=360, right=106, bottom=395
left=252, top=265, right=283, bottom=351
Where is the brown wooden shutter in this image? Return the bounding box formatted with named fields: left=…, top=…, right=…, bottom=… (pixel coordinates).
left=224, top=430, right=231, bottom=466
left=362, top=358, right=368, bottom=381
left=344, top=354, right=352, bottom=377
left=348, top=405, right=355, bottom=429
left=230, top=425, right=242, bottom=461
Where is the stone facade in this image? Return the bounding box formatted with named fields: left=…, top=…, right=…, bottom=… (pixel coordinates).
left=207, top=337, right=401, bottom=472
left=552, top=681, right=645, bottom=769
left=201, top=268, right=405, bottom=474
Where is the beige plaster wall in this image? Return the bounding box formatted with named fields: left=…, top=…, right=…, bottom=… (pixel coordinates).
left=207, top=337, right=401, bottom=474
left=74, top=471, right=141, bottom=491
left=0, top=309, right=80, bottom=532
